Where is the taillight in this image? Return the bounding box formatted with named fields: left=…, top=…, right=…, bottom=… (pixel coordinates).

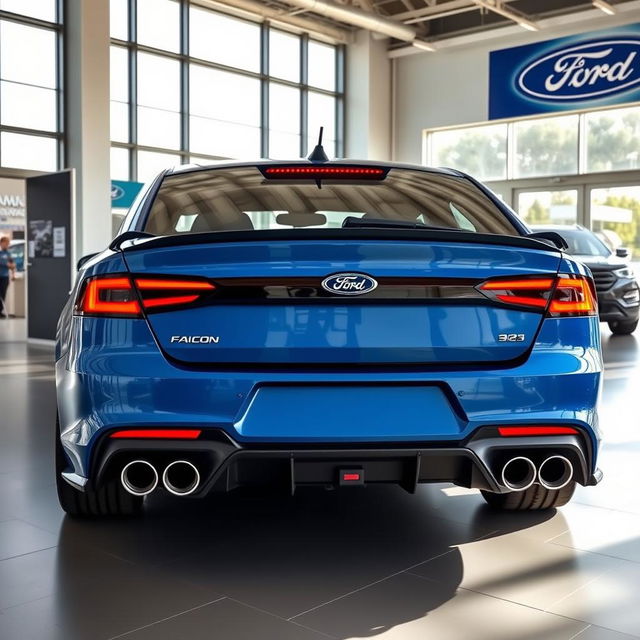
left=110, top=429, right=202, bottom=439
left=477, top=275, right=597, bottom=317
left=77, top=275, right=215, bottom=316
left=79, top=277, right=141, bottom=316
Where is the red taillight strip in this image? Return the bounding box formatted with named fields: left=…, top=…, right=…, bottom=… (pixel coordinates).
left=134, top=278, right=215, bottom=310
left=264, top=166, right=385, bottom=176
left=141, top=295, right=200, bottom=308
left=480, top=278, right=554, bottom=291
left=494, top=294, right=548, bottom=308
left=110, top=429, right=202, bottom=439
left=498, top=426, right=579, bottom=437
left=135, top=279, right=215, bottom=291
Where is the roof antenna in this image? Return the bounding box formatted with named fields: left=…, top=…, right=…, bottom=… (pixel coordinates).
left=307, top=126, right=329, bottom=163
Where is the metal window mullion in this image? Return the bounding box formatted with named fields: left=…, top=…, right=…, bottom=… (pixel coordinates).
left=56, top=0, right=65, bottom=170
left=260, top=22, right=269, bottom=159
left=334, top=43, right=344, bottom=159
left=129, top=0, right=138, bottom=180
left=300, top=32, right=308, bottom=157
left=180, top=0, right=189, bottom=163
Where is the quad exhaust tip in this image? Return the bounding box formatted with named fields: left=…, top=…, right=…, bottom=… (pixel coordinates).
left=121, top=460, right=158, bottom=496
left=538, top=455, right=573, bottom=490
left=501, top=456, right=536, bottom=492
left=162, top=460, right=200, bottom=496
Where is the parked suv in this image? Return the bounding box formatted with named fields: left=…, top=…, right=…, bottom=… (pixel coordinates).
left=533, top=225, right=639, bottom=335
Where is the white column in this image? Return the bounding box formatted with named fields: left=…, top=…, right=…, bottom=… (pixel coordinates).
left=345, top=30, right=392, bottom=160
left=65, top=0, right=111, bottom=258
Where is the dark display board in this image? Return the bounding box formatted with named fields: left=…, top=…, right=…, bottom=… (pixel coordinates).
left=26, top=171, right=73, bottom=341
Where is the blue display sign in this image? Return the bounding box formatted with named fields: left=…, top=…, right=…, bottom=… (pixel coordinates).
left=111, top=180, right=144, bottom=209
left=489, top=23, right=640, bottom=119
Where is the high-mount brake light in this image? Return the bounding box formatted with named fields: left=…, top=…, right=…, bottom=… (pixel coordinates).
left=110, top=429, right=202, bottom=439
left=80, top=277, right=141, bottom=316
left=264, top=166, right=386, bottom=178
left=77, top=275, right=216, bottom=316
left=498, top=426, right=579, bottom=437
left=478, top=275, right=597, bottom=316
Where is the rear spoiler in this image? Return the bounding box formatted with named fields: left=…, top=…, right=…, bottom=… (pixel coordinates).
left=115, top=228, right=564, bottom=254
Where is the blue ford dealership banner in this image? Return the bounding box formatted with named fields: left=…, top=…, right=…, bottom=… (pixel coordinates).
left=111, top=180, right=144, bottom=209
left=489, top=23, right=640, bottom=119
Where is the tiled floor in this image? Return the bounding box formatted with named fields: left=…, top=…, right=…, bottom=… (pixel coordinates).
left=0, top=320, right=639, bottom=639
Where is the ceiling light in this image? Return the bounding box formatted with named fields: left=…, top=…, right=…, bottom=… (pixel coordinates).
left=517, top=19, right=539, bottom=31
left=412, top=39, right=436, bottom=52
left=592, top=0, right=616, bottom=15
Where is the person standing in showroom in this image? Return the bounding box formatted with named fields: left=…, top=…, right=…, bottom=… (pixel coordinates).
left=0, top=236, right=16, bottom=318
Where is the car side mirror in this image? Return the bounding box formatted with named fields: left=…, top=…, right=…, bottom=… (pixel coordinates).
left=616, top=247, right=630, bottom=259
left=77, top=253, right=98, bottom=271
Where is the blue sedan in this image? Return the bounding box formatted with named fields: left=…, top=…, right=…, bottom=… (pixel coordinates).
left=54, top=156, right=602, bottom=516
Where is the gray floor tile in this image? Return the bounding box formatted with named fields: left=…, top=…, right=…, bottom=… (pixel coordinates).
left=548, top=559, right=640, bottom=637
left=573, top=625, right=640, bottom=640
left=408, top=532, right=630, bottom=611
left=108, top=598, right=332, bottom=640
left=0, top=540, right=224, bottom=639
left=548, top=506, right=640, bottom=564
left=157, top=485, right=496, bottom=619
left=295, top=572, right=587, bottom=640
left=0, top=519, right=57, bottom=560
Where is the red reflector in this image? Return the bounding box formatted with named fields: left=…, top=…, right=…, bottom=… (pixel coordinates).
left=264, top=166, right=385, bottom=177
left=342, top=473, right=361, bottom=481
left=110, top=429, right=202, bottom=439
left=498, top=426, right=579, bottom=437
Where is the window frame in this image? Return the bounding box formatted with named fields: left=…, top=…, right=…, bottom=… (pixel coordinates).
left=110, top=0, right=345, bottom=182
left=423, top=103, right=640, bottom=183
left=0, top=2, right=64, bottom=172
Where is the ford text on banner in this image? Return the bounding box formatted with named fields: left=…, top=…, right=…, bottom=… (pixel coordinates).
left=489, top=23, right=640, bottom=120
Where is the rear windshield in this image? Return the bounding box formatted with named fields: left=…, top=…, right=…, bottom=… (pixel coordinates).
left=144, top=166, right=518, bottom=236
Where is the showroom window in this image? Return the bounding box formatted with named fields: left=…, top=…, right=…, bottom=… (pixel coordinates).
left=0, top=1, right=62, bottom=172
left=110, top=0, right=345, bottom=183
left=424, top=105, right=640, bottom=182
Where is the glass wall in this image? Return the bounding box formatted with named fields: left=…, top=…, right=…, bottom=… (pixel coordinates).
left=110, top=0, right=345, bottom=183
left=424, top=105, right=640, bottom=182
left=0, top=2, right=62, bottom=172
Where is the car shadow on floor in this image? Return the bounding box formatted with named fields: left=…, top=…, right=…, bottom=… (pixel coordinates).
left=53, top=485, right=557, bottom=639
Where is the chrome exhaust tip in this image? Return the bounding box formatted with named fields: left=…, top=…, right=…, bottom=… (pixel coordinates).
left=121, top=460, right=158, bottom=496
left=501, top=456, right=536, bottom=492
left=162, top=460, right=200, bottom=496
left=538, top=455, right=573, bottom=490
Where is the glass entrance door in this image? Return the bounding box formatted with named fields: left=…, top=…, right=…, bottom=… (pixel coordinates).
left=589, top=185, right=640, bottom=266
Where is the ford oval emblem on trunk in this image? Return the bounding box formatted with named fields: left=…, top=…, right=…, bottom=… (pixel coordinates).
left=321, top=273, right=378, bottom=296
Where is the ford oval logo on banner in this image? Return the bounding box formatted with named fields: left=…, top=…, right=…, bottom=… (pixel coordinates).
left=322, top=273, right=378, bottom=296
left=489, top=24, right=640, bottom=119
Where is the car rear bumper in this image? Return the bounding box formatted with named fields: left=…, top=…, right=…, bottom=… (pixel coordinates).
left=63, top=427, right=601, bottom=496
left=56, top=315, right=603, bottom=483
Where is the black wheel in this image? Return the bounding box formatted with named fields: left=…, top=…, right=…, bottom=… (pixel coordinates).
left=55, top=416, right=142, bottom=517
left=480, top=481, right=576, bottom=511
left=608, top=319, right=638, bottom=335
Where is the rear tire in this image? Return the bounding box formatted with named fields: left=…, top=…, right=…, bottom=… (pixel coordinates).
left=56, top=416, right=142, bottom=517
left=608, top=319, right=638, bottom=335
left=480, top=481, right=576, bottom=511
